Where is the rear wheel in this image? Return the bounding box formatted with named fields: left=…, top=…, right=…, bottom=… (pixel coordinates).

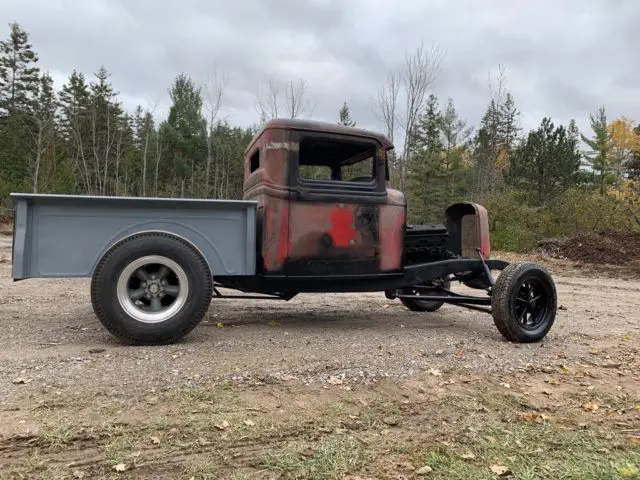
left=90, top=232, right=213, bottom=345
left=491, top=262, right=557, bottom=343
left=399, top=277, right=451, bottom=312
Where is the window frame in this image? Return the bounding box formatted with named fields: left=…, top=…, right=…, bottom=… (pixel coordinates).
left=290, top=131, right=386, bottom=197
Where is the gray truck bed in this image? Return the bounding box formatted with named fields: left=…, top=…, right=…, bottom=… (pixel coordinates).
left=11, top=193, right=257, bottom=280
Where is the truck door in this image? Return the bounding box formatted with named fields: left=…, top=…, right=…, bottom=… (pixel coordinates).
left=283, top=132, right=391, bottom=276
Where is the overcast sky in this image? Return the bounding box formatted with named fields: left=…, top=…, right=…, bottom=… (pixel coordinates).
left=4, top=0, right=640, bottom=143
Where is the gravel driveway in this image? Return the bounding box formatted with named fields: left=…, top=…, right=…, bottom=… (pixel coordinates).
left=1, top=235, right=638, bottom=402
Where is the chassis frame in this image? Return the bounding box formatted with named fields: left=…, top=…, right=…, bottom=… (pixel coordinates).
left=212, top=252, right=508, bottom=315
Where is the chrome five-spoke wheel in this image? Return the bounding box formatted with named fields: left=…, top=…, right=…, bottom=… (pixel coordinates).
left=116, top=255, right=189, bottom=323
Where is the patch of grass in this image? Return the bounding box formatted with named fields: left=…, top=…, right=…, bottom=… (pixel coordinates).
left=6, top=450, right=66, bottom=479
left=261, top=435, right=368, bottom=479
left=407, top=420, right=640, bottom=480
left=38, top=421, right=80, bottom=449
left=182, top=461, right=221, bottom=480
left=169, top=382, right=233, bottom=406
left=102, top=434, right=139, bottom=466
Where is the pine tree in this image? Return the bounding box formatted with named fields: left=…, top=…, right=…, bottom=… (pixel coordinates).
left=29, top=72, right=57, bottom=192
left=506, top=117, right=582, bottom=205
left=438, top=98, right=472, bottom=204
left=338, top=101, right=356, bottom=127
left=163, top=74, right=208, bottom=197
left=58, top=70, right=92, bottom=193
left=89, top=65, right=125, bottom=194
left=0, top=22, right=42, bottom=202
left=626, top=124, right=640, bottom=180
left=498, top=92, right=520, bottom=153
left=580, top=106, right=611, bottom=194
left=0, top=22, right=40, bottom=115
left=406, top=94, right=445, bottom=222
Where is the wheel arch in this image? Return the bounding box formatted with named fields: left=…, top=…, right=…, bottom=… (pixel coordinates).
left=91, top=228, right=214, bottom=280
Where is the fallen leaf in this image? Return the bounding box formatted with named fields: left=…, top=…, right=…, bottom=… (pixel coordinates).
left=416, top=465, right=433, bottom=475
left=244, top=419, right=255, bottom=427
left=216, top=322, right=224, bottom=328
left=623, top=336, right=631, bottom=342
left=429, top=368, right=442, bottom=376
left=461, top=452, right=476, bottom=460
left=520, top=412, right=549, bottom=423
left=383, top=417, right=400, bottom=426
left=636, top=404, right=640, bottom=412
left=300, top=448, right=316, bottom=457
left=582, top=402, right=599, bottom=412
left=546, top=378, right=560, bottom=385
left=396, top=461, right=415, bottom=471
left=214, top=420, right=230, bottom=430
left=490, top=464, right=511, bottom=476
left=150, top=436, right=161, bottom=445
left=268, top=320, right=280, bottom=327
left=113, top=464, right=127, bottom=472
left=617, top=463, right=639, bottom=478
left=629, top=436, right=640, bottom=445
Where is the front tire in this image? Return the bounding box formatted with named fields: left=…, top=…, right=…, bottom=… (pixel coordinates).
left=491, top=262, right=557, bottom=343
left=90, top=232, right=213, bottom=345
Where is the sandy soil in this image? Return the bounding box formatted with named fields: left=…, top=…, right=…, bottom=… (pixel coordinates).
left=0, top=235, right=638, bottom=479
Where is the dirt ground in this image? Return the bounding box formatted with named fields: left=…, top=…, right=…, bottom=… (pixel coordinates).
left=0, top=234, right=638, bottom=479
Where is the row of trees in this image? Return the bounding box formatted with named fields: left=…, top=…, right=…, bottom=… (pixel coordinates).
left=1, top=23, right=639, bottom=249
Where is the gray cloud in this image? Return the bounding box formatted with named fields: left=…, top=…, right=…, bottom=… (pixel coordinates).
left=4, top=0, right=640, bottom=143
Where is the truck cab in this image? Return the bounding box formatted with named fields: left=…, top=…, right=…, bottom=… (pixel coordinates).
left=242, top=119, right=406, bottom=277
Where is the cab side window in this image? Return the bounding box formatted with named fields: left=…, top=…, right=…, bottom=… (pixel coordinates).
left=296, top=135, right=380, bottom=190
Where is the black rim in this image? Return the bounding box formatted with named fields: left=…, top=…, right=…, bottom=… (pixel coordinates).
left=514, top=277, right=550, bottom=330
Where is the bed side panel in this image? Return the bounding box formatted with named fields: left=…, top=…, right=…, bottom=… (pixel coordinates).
left=10, top=195, right=256, bottom=279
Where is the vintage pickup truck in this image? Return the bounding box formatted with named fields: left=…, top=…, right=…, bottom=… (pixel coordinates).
left=10, top=118, right=557, bottom=345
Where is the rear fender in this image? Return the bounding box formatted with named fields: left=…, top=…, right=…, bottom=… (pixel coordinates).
left=444, top=202, right=490, bottom=259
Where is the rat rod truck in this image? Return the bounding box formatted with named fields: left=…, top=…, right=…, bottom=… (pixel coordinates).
left=10, top=119, right=557, bottom=346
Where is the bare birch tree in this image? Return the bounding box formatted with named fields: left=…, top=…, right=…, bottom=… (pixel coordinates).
left=374, top=71, right=399, bottom=145
left=254, top=74, right=280, bottom=123
left=255, top=75, right=314, bottom=123
left=373, top=41, right=444, bottom=190
left=285, top=78, right=314, bottom=119
left=204, top=70, right=227, bottom=196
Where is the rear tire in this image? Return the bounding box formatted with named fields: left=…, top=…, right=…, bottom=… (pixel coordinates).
left=90, top=232, right=213, bottom=345
left=491, top=261, right=557, bottom=343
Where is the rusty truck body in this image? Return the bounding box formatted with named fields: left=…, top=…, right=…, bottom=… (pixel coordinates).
left=10, top=118, right=557, bottom=345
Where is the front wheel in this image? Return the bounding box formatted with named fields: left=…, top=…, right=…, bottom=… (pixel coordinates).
left=491, top=262, right=557, bottom=343
left=90, top=232, right=213, bottom=345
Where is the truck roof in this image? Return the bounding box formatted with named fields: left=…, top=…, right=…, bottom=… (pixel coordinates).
left=245, top=118, right=394, bottom=155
